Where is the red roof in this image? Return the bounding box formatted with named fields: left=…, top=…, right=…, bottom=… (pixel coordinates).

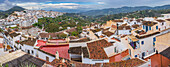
left=111, top=37, right=120, bottom=42
left=48, top=39, right=66, bottom=43
left=39, top=44, right=70, bottom=59
left=36, top=40, right=47, bottom=47
left=145, top=54, right=170, bottom=67
left=87, top=39, right=113, bottom=59
left=109, top=49, right=129, bottom=62
left=0, top=43, right=3, bottom=48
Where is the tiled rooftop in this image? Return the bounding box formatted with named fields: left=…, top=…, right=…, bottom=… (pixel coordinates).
left=87, top=39, right=113, bottom=59
left=128, top=35, right=139, bottom=42
left=36, top=40, right=47, bottom=47
left=142, top=21, right=157, bottom=26
left=51, top=58, right=98, bottom=67
left=19, top=38, right=36, bottom=46
left=109, top=49, right=129, bottom=62
left=39, top=44, right=70, bottom=59
left=103, top=58, right=145, bottom=67
left=102, top=31, right=114, bottom=37
left=160, top=47, right=170, bottom=59
left=0, top=43, right=3, bottom=48
left=132, top=24, right=140, bottom=29
left=0, top=50, right=46, bottom=67
left=69, top=37, right=90, bottom=43
left=118, top=26, right=131, bottom=30
left=156, top=19, right=165, bottom=22
left=48, top=39, right=66, bottom=43
left=69, top=46, right=89, bottom=58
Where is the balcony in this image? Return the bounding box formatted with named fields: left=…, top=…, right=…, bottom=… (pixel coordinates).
left=129, top=41, right=139, bottom=49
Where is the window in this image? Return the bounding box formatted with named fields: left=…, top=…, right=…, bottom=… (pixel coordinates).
left=149, top=26, right=151, bottom=30
left=46, top=56, right=49, bottom=61
left=153, top=37, right=156, bottom=46
left=156, top=26, right=158, bottom=30
left=28, top=50, right=30, bottom=54
left=32, top=50, right=34, bottom=54
left=141, top=41, right=144, bottom=45
left=142, top=52, right=145, bottom=57
left=153, top=37, right=156, bottom=41
left=20, top=46, right=22, bottom=49
left=36, top=53, right=39, bottom=57
left=114, top=47, right=117, bottom=53
left=129, top=49, right=131, bottom=56
left=143, top=25, right=145, bottom=29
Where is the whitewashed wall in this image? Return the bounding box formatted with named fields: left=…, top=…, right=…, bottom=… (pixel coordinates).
left=37, top=50, right=55, bottom=62
left=82, top=58, right=109, bottom=64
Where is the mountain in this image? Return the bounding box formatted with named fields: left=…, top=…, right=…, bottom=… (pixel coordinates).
left=0, top=6, right=25, bottom=19
left=80, top=5, right=170, bottom=16
left=95, top=9, right=170, bottom=23
left=5, top=6, right=25, bottom=13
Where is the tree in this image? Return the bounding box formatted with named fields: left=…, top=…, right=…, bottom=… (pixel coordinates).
left=59, top=33, right=67, bottom=38
left=45, top=23, right=59, bottom=33
left=71, top=31, right=78, bottom=36
left=0, top=28, right=3, bottom=32
left=76, top=26, right=82, bottom=33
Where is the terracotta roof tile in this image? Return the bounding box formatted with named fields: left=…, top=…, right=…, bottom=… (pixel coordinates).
left=166, top=19, right=170, bottom=21
left=118, top=26, right=131, bottom=30
left=109, top=49, right=129, bottom=62
left=69, top=37, right=90, bottom=43
left=102, top=31, right=114, bottom=37
left=87, top=39, right=113, bottom=59
left=103, top=58, right=146, bottom=67
left=68, top=46, right=89, bottom=58
left=132, top=24, right=140, bottom=28
left=113, top=20, right=123, bottom=22
left=142, top=21, right=157, bottom=26
left=39, top=44, right=70, bottom=59
left=111, top=25, right=117, bottom=28
left=19, top=38, right=36, bottom=46
left=0, top=43, right=3, bottom=48
left=159, top=47, right=170, bottom=59
left=156, top=19, right=165, bottom=22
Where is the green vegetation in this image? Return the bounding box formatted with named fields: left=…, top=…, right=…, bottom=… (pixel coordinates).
left=0, top=6, right=25, bottom=19
left=71, top=31, right=79, bottom=36
left=0, top=28, right=3, bottom=32
left=34, top=15, right=90, bottom=33
left=80, top=5, right=170, bottom=16
left=95, top=9, right=170, bottom=23
left=58, top=33, right=67, bottom=38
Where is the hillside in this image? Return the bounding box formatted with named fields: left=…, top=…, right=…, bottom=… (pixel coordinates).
left=33, top=15, right=91, bottom=33
left=95, top=9, right=170, bottom=23
left=80, top=5, right=170, bottom=16
left=0, top=6, right=25, bottom=19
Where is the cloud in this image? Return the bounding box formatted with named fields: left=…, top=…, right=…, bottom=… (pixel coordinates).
left=97, top=2, right=105, bottom=4
left=16, top=2, right=81, bottom=10
left=0, top=0, right=170, bottom=12
left=0, top=0, right=16, bottom=11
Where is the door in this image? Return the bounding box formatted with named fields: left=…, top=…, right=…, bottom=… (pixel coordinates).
left=142, top=52, right=145, bottom=57
left=46, top=56, right=49, bottom=62
left=146, top=26, right=148, bottom=32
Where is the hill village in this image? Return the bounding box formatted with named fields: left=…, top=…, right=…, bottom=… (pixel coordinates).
left=0, top=10, right=169, bottom=67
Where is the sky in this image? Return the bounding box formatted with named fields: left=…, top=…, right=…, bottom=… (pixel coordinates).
left=0, top=0, right=170, bottom=12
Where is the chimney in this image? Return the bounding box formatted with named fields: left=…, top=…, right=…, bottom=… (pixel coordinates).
left=55, top=51, right=59, bottom=59
left=62, top=59, right=65, bottom=63
left=117, top=23, right=119, bottom=35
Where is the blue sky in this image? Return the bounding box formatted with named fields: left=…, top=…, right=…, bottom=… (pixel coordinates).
left=0, top=0, right=170, bottom=12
